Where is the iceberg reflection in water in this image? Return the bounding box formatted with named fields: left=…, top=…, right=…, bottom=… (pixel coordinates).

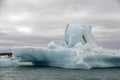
left=12, top=23, right=120, bottom=69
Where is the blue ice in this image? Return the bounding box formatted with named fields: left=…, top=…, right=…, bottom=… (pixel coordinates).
left=12, top=23, right=120, bottom=69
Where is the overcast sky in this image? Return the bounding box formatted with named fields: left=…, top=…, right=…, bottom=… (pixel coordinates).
left=0, top=0, right=120, bottom=49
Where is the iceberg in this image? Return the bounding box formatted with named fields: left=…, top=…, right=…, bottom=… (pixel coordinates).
left=12, top=23, right=120, bottom=69
left=0, top=56, right=17, bottom=67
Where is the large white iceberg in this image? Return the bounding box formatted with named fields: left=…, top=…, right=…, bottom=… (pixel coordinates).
left=12, top=23, right=120, bottom=69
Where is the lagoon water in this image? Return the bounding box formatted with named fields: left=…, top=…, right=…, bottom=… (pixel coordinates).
left=0, top=66, right=120, bottom=80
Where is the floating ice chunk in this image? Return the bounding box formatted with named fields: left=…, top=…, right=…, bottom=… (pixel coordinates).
left=47, top=41, right=57, bottom=49
left=12, top=23, right=120, bottom=69
left=0, top=56, right=17, bottom=67
left=12, top=47, right=120, bottom=69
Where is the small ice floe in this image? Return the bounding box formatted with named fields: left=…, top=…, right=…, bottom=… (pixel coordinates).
left=0, top=56, right=17, bottom=67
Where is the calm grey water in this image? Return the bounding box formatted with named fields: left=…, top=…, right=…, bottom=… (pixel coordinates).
left=0, top=67, right=120, bottom=80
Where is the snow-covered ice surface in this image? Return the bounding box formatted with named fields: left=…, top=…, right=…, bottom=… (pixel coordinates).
left=12, top=23, right=120, bottom=69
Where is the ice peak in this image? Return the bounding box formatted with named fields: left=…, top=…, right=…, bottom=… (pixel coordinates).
left=64, top=23, right=96, bottom=47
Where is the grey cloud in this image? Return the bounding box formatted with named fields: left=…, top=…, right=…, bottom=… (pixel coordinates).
left=0, top=0, right=120, bottom=49
left=0, top=32, right=63, bottom=48
left=98, top=41, right=120, bottom=49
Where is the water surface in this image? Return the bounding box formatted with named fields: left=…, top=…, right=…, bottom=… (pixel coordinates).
left=0, top=67, right=120, bottom=80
